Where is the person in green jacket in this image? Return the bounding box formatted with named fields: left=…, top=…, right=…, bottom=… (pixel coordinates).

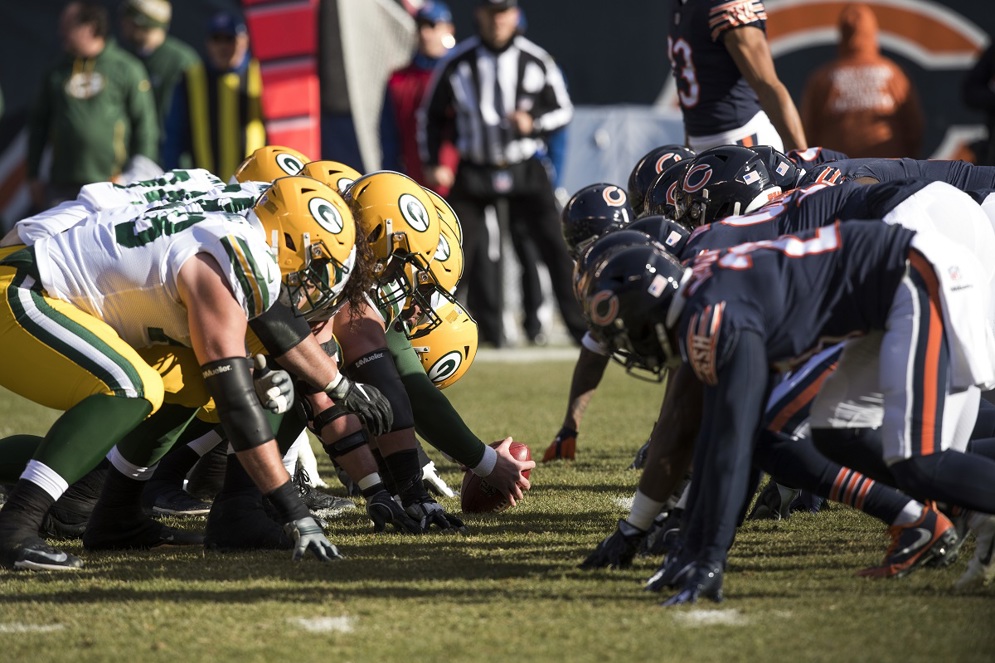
left=28, top=1, right=159, bottom=210
left=118, top=0, right=201, bottom=139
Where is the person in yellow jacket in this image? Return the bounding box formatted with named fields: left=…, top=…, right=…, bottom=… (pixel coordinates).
left=160, top=11, right=264, bottom=181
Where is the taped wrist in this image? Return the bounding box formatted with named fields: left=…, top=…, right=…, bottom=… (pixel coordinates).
left=321, top=429, right=370, bottom=460
left=202, top=357, right=273, bottom=451
left=346, top=348, right=414, bottom=432
left=248, top=301, right=312, bottom=356
left=266, top=479, right=310, bottom=522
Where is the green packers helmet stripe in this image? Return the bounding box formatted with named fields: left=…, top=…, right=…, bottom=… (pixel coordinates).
left=221, top=235, right=270, bottom=317
left=7, top=272, right=146, bottom=398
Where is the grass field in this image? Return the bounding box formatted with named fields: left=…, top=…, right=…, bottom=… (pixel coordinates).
left=0, top=352, right=993, bottom=663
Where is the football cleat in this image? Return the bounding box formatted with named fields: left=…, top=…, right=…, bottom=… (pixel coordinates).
left=639, top=508, right=683, bottom=558
left=0, top=536, right=83, bottom=571
left=83, top=505, right=204, bottom=550
left=747, top=480, right=800, bottom=521
left=143, top=483, right=212, bottom=517
left=645, top=543, right=695, bottom=592
left=294, top=467, right=356, bottom=520
left=628, top=439, right=650, bottom=470
left=542, top=427, right=577, bottom=462
left=858, top=503, right=958, bottom=578
left=661, top=562, right=724, bottom=606
left=954, top=511, right=995, bottom=589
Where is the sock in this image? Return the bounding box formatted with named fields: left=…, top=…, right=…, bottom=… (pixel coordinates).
left=891, top=500, right=924, bottom=527
left=0, top=480, right=57, bottom=540
left=358, top=473, right=386, bottom=498
left=382, top=449, right=423, bottom=502
left=628, top=490, right=665, bottom=531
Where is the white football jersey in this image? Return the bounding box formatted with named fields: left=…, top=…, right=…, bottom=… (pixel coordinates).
left=33, top=201, right=281, bottom=349
left=13, top=170, right=269, bottom=245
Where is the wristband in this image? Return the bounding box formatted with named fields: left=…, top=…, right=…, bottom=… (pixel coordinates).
left=266, top=479, right=310, bottom=522
left=471, top=444, right=498, bottom=478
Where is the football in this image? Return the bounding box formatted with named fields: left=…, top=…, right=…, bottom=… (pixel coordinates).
left=460, top=441, right=532, bottom=513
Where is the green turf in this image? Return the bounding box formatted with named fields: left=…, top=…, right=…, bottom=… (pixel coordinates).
left=0, top=356, right=992, bottom=663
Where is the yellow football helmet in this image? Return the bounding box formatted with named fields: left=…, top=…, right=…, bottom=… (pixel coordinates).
left=347, top=171, right=440, bottom=310
left=401, top=217, right=464, bottom=338
left=300, top=160, right=363, bottom=197
left=423, top=187, right=463, bottom=247
left=252, top=176, right=356, bottom=318
left=233, top=145, right=310, bottom=183
left=410, top=302, right=478, bottom=389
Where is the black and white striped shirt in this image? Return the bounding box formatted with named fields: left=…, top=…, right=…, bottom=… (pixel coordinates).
left=417, top=35, right=572, bottom=168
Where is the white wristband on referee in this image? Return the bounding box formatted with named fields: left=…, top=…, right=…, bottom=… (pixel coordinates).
left=471, top=444, right=498, bottom=478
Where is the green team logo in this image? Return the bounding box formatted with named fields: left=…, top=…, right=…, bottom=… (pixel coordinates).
left=428, top=350, right=462, bottom=385
left=399, top=193, right=431, bottom=232
left=276, top=153, right=305, bottom=175
left=309, top=198, right=344, bottom=234
left=434, top=234, right=451, bottom=262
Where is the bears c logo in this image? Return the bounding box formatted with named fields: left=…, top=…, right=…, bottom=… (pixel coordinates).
left=683, top=164, right=713, bottom=193
left=308, top=197, right=344, bottom=234
left=399, top=193, right=431, bottom=232
left=276, top=153, right=305, bottom=176
left=655, top=153, right=683, bottom=174
left=589, top=289, right=620, bottom=326
left=602, top=186, right=627, bottom=207
left=428, top=350, right=462, bottom=385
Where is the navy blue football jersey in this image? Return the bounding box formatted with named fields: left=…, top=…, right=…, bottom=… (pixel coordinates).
left=786, top=147, right=849, bottom=168
left=681, top=179, right=935, bottom=258
left=677, top=221, right=916, bottom=384
left=669, top=0, right=767, bottom=136
left=799, top=158, right=995, bottom=190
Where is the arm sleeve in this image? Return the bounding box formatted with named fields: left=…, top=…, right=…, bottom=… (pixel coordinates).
left=386, top=327, right=485, bottom=467
left=417, top=61, right=455, bottom=167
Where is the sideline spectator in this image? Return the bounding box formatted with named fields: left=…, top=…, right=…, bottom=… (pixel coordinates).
left=119, top=0, right=201, bottom=138
left=800, top=3, right=923, bottom=158
left=419, top=0, right=586, bottom=347
left=963, top=42, right=995, bottom=166
left=161, top=11, right=265, bottom=181
left=27, top=1, right=159, bottom=210
left=668, top=0, right=806, bottom=152
left=380, top=1, right=458, bottom=194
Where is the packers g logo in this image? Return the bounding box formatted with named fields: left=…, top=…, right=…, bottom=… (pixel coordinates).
left=428, top=350, right=463, bottom=385
left=589, top=289, right=620, bottom=326
left=434, top=234, right=451, bottom=262
left=602, top=186, right=627, bottom=207
left=308, top=197, right=344, bottom=234
left=336, top=176, right=356, bottom=195
left=276, top=153, right=305, bottom=176
left=399, top=193, right=431, bottom=232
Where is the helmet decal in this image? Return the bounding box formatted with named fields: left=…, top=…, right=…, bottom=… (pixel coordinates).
left=336, top=176, right=356, bottom=194
left=399, top=193, right=431, bottom=232
left=655, top=153, right=683, bottom=173
left=589, top=290, right=620, bottom=326
left=683, top=164, right=712, bottom=193
left=276, top=153, right=305, bottom=176
left=308, top=197, right=344, bottom=234
left=602, top=186, right=628, bottom=207
left=435, top=234, right=451, bottom=262
left=428, top=350, right=463, bottom=384
left=666, top=180, right=679, bottom=205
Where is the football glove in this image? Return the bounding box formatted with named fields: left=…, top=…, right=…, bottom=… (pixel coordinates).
left=283, top=516, right=343, bottom=562
left=366, top=490, right=422, bottom=534
left=252, top=355, right=294, bottom=414
left=325, top=376, right=393, bottom=436
left=579, top=519, right=646, bottom=570
left=404, top=498, right=469, bottom=534
left=541, top=427, right=577, bottom=462
left=661, top=562, right=724, bottom=607
left=638, top=509, right=682, bottom=558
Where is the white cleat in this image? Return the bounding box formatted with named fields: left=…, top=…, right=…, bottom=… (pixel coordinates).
left=954, top=511, right=995, bottom=589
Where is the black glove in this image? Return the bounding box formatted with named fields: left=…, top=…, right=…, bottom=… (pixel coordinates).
left=404, top=498, right=469, bottom=534
left=661, top=562, right=724, bottom=607
left=253, top=355, right=294, bottom=414
left=638, top=509, right=682, bottom=558
left=366, top=490, right=422, bottom=534
left=284, top=516, right=343, bottom=562
left=325, top=375, right=393, bottom=436
left=579, top=519, right=646, bottom=570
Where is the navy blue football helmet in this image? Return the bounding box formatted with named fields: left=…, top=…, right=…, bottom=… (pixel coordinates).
left=561, top=183, right=635, bottom=259
left=673, top=145, right=779, bottom=227
left=627, top=145, right=695, bottom=215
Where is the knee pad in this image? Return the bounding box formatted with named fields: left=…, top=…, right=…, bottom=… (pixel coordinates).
left=345, top=348, right=414, bottom=432
left=322, top=428, right=371, bottom=460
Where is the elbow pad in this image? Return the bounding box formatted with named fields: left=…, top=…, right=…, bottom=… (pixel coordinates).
left=202, top=357, right=274, bottom=451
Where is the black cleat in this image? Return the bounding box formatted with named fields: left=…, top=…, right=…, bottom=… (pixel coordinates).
left=143, top=483, right=212, bottom=517
left=83, top=507, right=203, bottom=550
left=294, top=467, right=356, bottom=520
left=1, top=536, right=83, bottom=571
left=661, top=562, right=724, bottom=606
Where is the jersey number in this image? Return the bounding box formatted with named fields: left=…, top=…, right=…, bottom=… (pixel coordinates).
left=668, top=37, right=700, bottom=108
left=115, top=209, right=207, bottom=249
left=718, top=224, right=842, bottom=270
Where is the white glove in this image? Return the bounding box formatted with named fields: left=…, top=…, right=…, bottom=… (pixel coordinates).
left=253, top=355, right=294, bottom=414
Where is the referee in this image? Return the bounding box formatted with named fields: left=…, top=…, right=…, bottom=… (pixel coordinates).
left=418, top=0, right=585, bottom=347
